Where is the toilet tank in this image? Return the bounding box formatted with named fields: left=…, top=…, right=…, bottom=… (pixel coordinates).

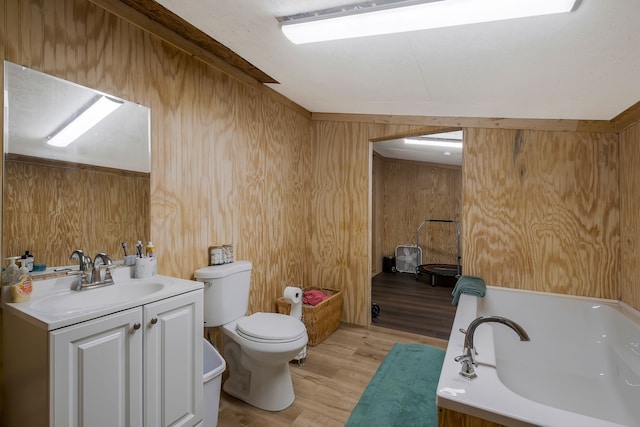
left=194, top=261, right=252, bottom=327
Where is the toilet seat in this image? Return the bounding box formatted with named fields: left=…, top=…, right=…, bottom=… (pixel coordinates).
left=236, top=312, right=306, bottom=343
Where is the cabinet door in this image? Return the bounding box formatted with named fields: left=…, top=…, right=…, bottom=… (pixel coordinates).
left=144, top=290, right=203, bottom=427
left=50, top=307, right=143, bottom=427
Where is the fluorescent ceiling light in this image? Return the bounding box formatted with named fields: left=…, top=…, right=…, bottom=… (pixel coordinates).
left=281, top=0, right=578, bottom=44
left=405, top=138, right=462, bottom=149
left=47, top=96, right=123, bottom=147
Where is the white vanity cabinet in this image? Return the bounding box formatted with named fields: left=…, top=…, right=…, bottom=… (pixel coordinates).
left=50, top=307, right=144, bottom=426
left=2, top=277, right=203, bottom=427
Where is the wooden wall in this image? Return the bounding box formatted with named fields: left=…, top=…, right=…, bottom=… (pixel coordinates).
left=3, top=159, right=149, bottom=270
left=462, top=128, right=620, bottom=299
left=2, top=0, right=312, bottom=312
left=307, top=122, right=454, bottom=325
left=4, top=0, right=632, bottom=332
left=372, top=153, right=384, bottom=273
left=620, top=121, right=640, bottom=310
left=376, top=156, right=462, bottom=274
left=2, top=0, right=640, bottom=425
left=309, top=121, right=624, bottom=327
left=1, top=0, right=635, bottom=340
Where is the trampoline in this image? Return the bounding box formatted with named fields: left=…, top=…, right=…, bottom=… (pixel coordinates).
left=415, top=219, right=461, bottom=286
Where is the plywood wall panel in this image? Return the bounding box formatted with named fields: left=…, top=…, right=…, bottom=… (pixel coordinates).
left=3, top=160, right=149, bottom=269
left=308, top=121, right=371, bottom=325
left=379, top=158, right=461, bottom=267
left=2, top=0, right=634, bottom=339
left=309, top=122, right=452, bottom=324
left=3, top=0, right=312, bottom=321
left=462, top=129, right=619, bottom=298
left=371, top=153, right=384, bottom=273
left=620, top=122, right=640, bottom=311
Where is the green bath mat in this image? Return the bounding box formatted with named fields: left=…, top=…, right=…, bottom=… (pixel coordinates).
left=346, top=343, right=445, bottom=427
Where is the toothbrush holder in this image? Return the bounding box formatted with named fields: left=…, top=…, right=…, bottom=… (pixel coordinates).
left=135, top=257, right=157, bottom=279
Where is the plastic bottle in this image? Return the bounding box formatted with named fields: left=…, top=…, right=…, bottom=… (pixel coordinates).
left=22, top=250, right=34, bottom=272
left=11, top=274, right=33, bottom=303
left=146, top=241, right=155, bottom=257
left=17, top=259, right=29, bottom=278
left=7, top=257, right=32, bottom=302
left=5, top=257, right=20, bottom=283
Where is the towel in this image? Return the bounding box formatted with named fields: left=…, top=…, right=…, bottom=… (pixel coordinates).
left=303, top=290, right=332, bottom=306
left=451, top=275, right=486, bottom=305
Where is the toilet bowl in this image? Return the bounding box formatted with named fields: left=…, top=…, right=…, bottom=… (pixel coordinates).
left=221, top=313, right=307, bottom=410
left=194, top=262, right=308, bottom=411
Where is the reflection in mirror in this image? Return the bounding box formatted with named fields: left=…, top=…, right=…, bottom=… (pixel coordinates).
left=3, top=62, right=151, bottom=279
left=371, top=130, right=463, bottom=277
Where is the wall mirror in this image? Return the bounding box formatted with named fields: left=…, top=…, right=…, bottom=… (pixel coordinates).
left=3, top=61, right=151, bottom=276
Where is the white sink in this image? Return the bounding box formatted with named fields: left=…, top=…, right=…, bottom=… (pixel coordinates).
left=29, top=281, right=165, bottom=315
left=2, top=271, right=203, bottom=330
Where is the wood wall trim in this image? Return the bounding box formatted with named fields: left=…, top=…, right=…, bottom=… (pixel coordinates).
left=256, top=84, right=312, bottom=120
left=311, top=112, right=620, bottom=133
left=89, top=0, right=271, bottom=87
left=5, top=154, right=150, bottom=179
left=610, top=100, right=640, bottom=132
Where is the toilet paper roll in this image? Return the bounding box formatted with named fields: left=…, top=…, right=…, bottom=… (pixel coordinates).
left=283, top=286, right=302, bottom=304
left=284, top=286, right=303, bottom=320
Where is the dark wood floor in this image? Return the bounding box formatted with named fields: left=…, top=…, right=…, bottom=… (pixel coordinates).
left=371, top=271, right=458, bottom=340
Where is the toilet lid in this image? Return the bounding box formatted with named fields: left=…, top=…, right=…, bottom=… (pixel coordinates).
left=236, top=313, right=306, bottom=343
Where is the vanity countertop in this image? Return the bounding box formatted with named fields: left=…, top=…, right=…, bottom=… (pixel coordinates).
left=1, top=267, right=203, bottom=331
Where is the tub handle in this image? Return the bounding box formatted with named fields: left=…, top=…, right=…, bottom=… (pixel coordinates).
left=455, top=352, right=478, bottom=379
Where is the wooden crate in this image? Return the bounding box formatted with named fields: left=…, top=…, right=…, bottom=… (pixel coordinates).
left=276, top=288, right=343, bottom=346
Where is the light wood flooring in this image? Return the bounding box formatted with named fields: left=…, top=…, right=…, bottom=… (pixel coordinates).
left=216, top=323, right=448, bottom=427
left=216, top=271, right=459, bottom=426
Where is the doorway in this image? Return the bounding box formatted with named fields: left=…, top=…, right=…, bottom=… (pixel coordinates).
left=370, top=130, right=463, bottom=337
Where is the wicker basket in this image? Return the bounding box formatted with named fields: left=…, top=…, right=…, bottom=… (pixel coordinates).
left=276, top=288, right=343, bottom=346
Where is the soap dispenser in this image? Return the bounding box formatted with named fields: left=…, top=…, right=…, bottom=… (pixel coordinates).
left=17, top=258, right=29, bottom=278
left=6, top=257, right=32, bottom=302
left=5, top=257, right=20, bottom=283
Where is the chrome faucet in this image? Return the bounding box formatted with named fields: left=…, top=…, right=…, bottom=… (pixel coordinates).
left=69, top=250, right=114, bottom=290
left=70, top=249, right=91, bottom=272
left=455, top=315, right=530, bottom=379
left=92, top=253, right=113, bottom=283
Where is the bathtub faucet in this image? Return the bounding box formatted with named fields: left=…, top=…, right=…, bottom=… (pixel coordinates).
left=455, top=315, right=530, bottom=379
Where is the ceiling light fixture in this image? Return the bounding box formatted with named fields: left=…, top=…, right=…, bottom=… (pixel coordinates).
left=280, top=0, right=578, bottom=44
left=47, top=96, right=123, bottom=147
left=404, top=138, right=462, bottom=149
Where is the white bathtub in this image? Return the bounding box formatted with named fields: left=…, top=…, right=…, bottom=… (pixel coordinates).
left=436, top=286, right=640, bottom=427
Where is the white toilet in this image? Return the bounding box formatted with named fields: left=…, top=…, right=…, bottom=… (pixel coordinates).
left=194, top=261, right=308, bottom=411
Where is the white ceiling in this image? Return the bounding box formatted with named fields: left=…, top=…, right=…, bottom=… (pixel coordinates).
left=154, top=0, right=640, bottom=122
left=374, top=130, right=463, bottom=165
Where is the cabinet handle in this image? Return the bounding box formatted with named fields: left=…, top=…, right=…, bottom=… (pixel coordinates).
left=132, top=322, right=141, bottom=331
left=150, top=317, right=158, bottom=325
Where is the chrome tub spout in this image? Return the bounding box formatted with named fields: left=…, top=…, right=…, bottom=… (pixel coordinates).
left=456, top=315, right=530, bottom=379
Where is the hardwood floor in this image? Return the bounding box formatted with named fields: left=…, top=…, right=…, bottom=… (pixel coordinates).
left=216, top=272, right=457, bottom=426
left=217, top=324, right=448, bottom=427
left=371, top=271, right=458, bottom=340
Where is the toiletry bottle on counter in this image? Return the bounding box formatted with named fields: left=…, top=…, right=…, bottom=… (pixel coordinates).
left=11, top=274, right=33, bottom=303
left=5, top=257, right=20, bottom=283
left=17, top=259, right=29, bottom=278
left=146, top=241, right=154, bottom=257
left=10, top=259, right=32, bottom=303
left=22, top=250, right=34, bottom=272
